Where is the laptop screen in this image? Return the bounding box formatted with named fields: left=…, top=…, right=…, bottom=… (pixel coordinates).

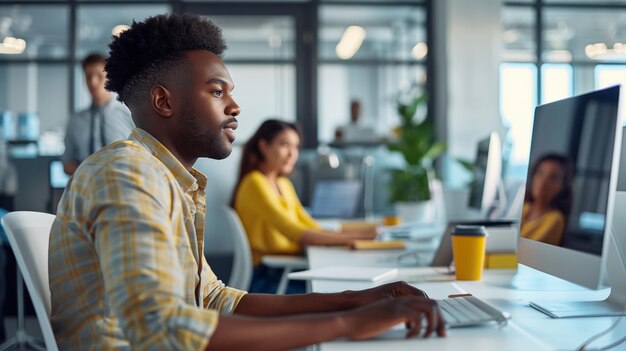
left=310, top=180, right=362, bottom=218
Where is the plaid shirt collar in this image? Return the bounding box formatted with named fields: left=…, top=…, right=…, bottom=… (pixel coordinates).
left=129, top=128, right=207, bottom=193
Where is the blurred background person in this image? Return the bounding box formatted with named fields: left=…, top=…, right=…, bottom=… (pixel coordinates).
left=334, top=99, right=377, bottom=143
left=62, top=53, right=134, bottom=175
left=233, top=119, right=376, bottom=293
left=520, top=153, right=574, bottom=246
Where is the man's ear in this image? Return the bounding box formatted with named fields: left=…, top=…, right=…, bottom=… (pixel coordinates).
left=150, top=85, right=174, bottom=118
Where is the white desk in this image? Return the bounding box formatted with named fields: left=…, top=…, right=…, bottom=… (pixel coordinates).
left=306, top=246, right=626, bottom=351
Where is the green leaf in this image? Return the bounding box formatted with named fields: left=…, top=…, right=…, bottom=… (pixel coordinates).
left=457, top=159, right=475, bottom=172
left=388, top=168, right=431, bottom=202
left=387, top=91, right=444, bottom=203
left=424, top=142, right=447, bottom=161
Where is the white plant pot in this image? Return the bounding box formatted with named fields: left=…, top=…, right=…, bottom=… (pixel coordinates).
left=395, top=201, right=436, bottom=225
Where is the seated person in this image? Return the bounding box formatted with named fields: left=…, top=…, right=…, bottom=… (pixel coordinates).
left=233, top=119, right=376, bottom=292
left=520, top=153, right=573, bottom=246
left=334, top=99, right=377, bottom=143
left=48, top=14, right=444, bottom=350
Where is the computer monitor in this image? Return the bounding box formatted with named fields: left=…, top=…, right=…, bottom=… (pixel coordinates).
left=49, top=160, right=70, bottom=189
left=518, top=85, right=626, bottom=317
left=467, top=132, right=504, bottom=218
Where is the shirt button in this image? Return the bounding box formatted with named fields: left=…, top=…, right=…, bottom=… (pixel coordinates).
left=191, top=184, right=198, bottom=191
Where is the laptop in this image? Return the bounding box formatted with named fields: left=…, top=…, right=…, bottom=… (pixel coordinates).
left=430, top=219, right=517, bottom=267
left=309, top=179, right=362, bottom=219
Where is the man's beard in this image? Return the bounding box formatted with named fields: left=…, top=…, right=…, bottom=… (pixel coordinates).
left=179, top=108, right=232, bottom=160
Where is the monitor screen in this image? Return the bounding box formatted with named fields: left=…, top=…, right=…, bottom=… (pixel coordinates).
left=467, top=138, right=490, bottom=209
left=50, top=160, right=70, bottom=189
left=467, top=132, right=502, bottom=215
left=520, top=86, right=621, bottom=256
left=618, top=126, right=626, bottom=192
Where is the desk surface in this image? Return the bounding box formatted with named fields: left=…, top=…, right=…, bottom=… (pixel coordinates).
left=306, top=246, right=626, bottom=351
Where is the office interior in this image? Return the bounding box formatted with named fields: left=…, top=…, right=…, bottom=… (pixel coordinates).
left=0, top=0, right=626, bottom=347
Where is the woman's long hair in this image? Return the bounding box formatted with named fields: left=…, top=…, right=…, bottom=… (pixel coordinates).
left=525, top=153, right=574, bottom=219
left=230, top=119, right=301, bottom=207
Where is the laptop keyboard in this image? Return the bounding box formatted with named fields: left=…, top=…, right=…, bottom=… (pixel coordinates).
left=438, top=295, right=509, bottom=327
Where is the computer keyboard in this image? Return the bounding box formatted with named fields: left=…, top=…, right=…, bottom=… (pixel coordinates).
left=375, top=294, right=510, bottom=340
left=438, top=295, right=510, bottom=327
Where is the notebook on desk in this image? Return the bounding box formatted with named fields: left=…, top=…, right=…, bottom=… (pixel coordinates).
left=288, top=266, right=399, bottom=282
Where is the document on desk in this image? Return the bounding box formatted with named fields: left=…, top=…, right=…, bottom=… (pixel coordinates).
left=287, top=266, right=399, bottom=282
left=378, top=222, right=446, bottom=240
left=395, top=267, right=455, bottom=283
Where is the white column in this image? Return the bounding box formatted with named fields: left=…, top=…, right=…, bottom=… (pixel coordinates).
left=442, top=0, right=505, bottom=184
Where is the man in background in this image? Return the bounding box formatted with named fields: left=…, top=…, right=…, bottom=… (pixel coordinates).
left=334, top=99, right=377, bottom=143
left=62, top=53, right=134, bottom=175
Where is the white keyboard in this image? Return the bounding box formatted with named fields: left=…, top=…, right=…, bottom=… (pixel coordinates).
left=438, top=295, right=509, bottom=327
left=374, top=295, right=509, bottom=340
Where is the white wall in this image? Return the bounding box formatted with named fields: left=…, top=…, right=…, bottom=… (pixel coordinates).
left=444, top=0, right=505, bottom=186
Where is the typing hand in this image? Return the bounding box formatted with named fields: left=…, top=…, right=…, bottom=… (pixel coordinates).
left=351, top=281, right=429, bottom=307
left=342, top=296, right=446, bottom=340
left=361, top=226, right=378, bottom=240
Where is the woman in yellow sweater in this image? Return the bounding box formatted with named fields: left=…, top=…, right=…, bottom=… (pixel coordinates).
left=232, top=119, right=375, bottom=292
left=520, top=154, right=573, bottom=246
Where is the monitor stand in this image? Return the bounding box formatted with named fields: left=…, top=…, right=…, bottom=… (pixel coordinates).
left=529, top=229, right=626, bottom=318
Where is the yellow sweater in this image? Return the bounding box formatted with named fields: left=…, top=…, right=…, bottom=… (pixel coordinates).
left=234, top=171, right=320, bottom=265
left=520, top=203, right=565, bottom=246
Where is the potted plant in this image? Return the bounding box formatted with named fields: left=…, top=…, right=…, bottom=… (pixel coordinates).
left=388, top=92, right=446, bottom=223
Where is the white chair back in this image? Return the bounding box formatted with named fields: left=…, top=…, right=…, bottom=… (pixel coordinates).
left=223, top=206, right=253, bottom=291
left=2, top=211, right=58, bottom=351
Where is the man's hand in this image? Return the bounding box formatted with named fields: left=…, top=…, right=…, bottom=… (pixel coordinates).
left=348, top=281, right=428, bottom=307
left=210, top=295, right=445, bottom=351
left=341, top=296, right=446, bottom=340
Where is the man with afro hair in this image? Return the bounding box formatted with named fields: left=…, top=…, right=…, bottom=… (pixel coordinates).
left=48, top=13, right=445, bottom=351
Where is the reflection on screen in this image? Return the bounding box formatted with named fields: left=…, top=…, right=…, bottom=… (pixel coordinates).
left=520, top=86, right=620, bottom=255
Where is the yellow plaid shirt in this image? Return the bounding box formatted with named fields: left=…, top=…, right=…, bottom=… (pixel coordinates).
left=49, top=128, right=246, bottom=350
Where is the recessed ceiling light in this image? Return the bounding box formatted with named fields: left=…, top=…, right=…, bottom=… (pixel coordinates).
left=112, top=24, right=130, bottom=37
left=336, top=26, right=366, bottom=60
left=0, top=36, right=26, bottom=55
left=585, top=42, right=626, bottom=61
left=411, top=42, right=428, bottom=60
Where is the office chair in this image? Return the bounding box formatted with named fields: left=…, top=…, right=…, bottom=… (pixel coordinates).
left=223, top=206, right=308, bottom=294
left=224, top=206, right=253, bottom=291
left=0, top=211, right=58, bottom=351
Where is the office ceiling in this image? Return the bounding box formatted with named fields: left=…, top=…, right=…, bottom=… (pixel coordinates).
left=502, top=6, right=626, bottom=61
left=0, top=3, right=624, bottom=62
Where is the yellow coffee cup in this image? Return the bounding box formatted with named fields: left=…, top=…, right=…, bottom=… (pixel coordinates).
left=383, top=215, right=400, bottom=226
left=451, top=225, right=488, bottom=280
